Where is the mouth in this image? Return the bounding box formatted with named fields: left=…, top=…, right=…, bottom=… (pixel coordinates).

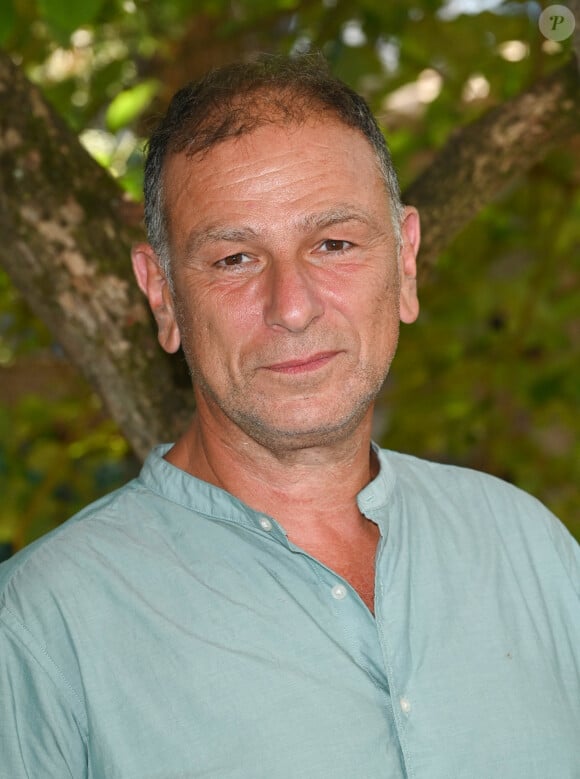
left=264, top=351, right=340, bottom=375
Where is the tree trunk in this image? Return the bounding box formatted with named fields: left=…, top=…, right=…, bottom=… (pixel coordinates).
left=0, top=52, right=194, bottom=460
left=0, top=49, right=578, bottom=458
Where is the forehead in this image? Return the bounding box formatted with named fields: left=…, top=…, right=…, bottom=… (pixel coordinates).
left=162, top=118, right=389, bottom=238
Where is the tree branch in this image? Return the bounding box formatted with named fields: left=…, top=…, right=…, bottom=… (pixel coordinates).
left=403, top=59, right=580, bottom=279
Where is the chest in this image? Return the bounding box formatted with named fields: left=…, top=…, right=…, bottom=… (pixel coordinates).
left=63, top=511, right=580, bottom=779
left=296, top=522, right=380, bottom=613
left=332, top=558, right=377, bottom=613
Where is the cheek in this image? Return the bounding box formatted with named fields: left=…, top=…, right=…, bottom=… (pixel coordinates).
left=175, top=286, right=258, bottom=375
left=358, top=279, right=401, bottom=362
left=354, top=270, right=400, bottom=327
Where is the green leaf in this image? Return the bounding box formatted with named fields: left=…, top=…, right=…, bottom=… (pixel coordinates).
left=37, top=0, right=106, bottom=43
left=0, top=0, right=16, bottom=46
left=106, top=79, right=160, bottom=132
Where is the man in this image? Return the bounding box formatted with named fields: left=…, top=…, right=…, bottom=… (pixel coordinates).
left=1, top=54, right=579, bottom=778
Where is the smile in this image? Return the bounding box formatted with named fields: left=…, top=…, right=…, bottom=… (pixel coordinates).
left=264, top=352, right=339, bottom=375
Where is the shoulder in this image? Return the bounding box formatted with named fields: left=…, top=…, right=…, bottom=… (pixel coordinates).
left=0, top=441, right=211, bottom=640
left=377, top=447, right=579, bottom=586
left=0, top=475, right=151, bottom=626
left=0, top=473, right=161, bottom=712
left=1, top=478, right=131, bottom=574
left=0, top=444, right=182, bottom=598
left=381, top=446, right=556, bottom=518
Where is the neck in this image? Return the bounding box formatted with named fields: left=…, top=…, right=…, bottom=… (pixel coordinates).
left=166, top=402, right=378, bottom=540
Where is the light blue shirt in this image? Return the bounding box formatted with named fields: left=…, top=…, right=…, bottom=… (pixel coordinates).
left=1, top=444, right=579, bottom=778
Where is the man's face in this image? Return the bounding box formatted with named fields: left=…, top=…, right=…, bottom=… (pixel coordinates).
left=139, top=117, right=419, bottom=452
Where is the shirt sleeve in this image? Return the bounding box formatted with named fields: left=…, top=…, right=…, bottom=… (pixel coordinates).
left=0, top=604, right=88, bottom=778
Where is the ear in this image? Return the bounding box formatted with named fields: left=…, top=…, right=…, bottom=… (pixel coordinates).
left=398, top=206, right=420, bottom=324
left=131, top=243, right=181, bottom=354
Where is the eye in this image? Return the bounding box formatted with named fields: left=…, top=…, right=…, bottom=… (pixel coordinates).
left=214, top=253, right=252, bottom=268
left=319, top=239, right=353, bottom=253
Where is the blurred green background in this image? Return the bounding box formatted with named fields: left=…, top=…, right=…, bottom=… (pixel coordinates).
left=0, top=0, right=578, bottom=558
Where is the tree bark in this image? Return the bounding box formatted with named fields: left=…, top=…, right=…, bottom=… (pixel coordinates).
left=403, top=58, right=580, bottom=279
left=0, top=51, right=194, bottom=460
left=0, top=49, right=578, bottom=457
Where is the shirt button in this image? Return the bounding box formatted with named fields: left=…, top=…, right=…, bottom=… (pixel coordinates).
left=331, top=584, right=347, bottom=600
left=258, top=517, right=273, bottom=531
left=400, top=697, right=411, bottom=714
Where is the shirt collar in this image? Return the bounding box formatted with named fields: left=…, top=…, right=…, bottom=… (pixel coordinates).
left=356, top=442, right=397, bottom=525
left=138, top=442, right=396, bottom=531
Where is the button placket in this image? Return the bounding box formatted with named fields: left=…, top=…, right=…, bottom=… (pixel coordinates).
left=331, top=583, right=347, bottom=600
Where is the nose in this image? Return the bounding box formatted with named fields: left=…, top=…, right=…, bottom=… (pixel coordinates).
left=263, top=257, right=324, bottom=333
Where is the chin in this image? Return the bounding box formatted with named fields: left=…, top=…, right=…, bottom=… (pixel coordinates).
left=231, top=403, right=373, bottom=453
left=195, top=369, right=384, bottom=451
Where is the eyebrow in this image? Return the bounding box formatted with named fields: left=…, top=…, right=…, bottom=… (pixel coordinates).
left=299, top=206, right=376, bottom=233
left=184, top=226, right=259, bottom=258
left=183, top=205, right=377, bottom=258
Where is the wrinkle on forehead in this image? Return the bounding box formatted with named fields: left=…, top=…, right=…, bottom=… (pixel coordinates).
left=167, top=117, right=385, bottom=191
left=164, top=119, right=394, bottom=258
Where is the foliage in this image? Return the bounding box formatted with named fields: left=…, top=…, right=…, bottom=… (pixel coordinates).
left=0, top=0, right=578, bottom=552
left=0, top=272, right=138, bottom=559
left=382, top=148, right=580, bottom=541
